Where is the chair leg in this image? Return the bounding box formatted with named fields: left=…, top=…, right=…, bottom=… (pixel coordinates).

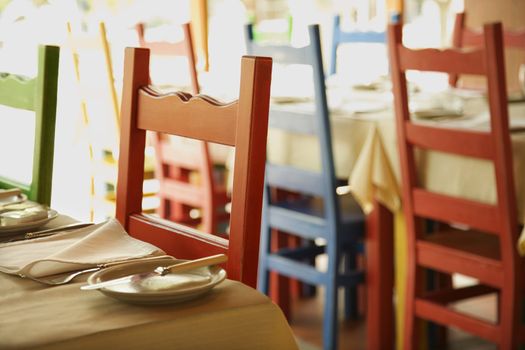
left=499, top=281, right=519, bottom=349
left=427, top=270, right=451, bottom=349
left=323, top=256, right=339, bottom=350
left=257, top=225, right=271, bottom=295
left=343, top=251, right=359, bottom=320
left=301, top=238, right=317, bottom=298
left=405, top=265, right=424, bottom=350
left=270, top=229, right=291, bottom=320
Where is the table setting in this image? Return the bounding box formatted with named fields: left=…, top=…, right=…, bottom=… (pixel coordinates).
left=0, top=187, right=298, bottom=349
left=0, top=190, right=232, bottom=300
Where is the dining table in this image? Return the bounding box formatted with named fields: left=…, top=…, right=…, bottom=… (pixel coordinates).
left=265, top=72, right=525, bottom=349
left=0, top=213, right=299, bottom=350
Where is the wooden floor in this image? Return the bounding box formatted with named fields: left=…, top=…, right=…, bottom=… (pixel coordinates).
left=288, top=286, right=497, bottom=350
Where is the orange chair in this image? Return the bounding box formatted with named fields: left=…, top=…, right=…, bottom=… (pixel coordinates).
left=449, top=12, right=525, bottom=89
left=135, top=22, right=230, bottom=234
left=115, top=47, right=272, bottom=288
left=389, top=21, right=524, bottom=348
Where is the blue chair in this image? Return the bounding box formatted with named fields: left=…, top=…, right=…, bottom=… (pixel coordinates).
left=245, top=23, right=366, bottom=350
left=329, top=14, right=387, bottom=76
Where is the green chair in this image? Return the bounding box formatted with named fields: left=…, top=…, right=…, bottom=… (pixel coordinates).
left=0, top=45, right=60, bottom=206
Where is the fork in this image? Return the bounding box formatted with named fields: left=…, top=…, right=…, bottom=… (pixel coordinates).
left=20, top=255, right=175, bottom=285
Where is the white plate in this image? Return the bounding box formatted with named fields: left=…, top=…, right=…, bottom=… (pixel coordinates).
left=0, top=208, right=58, bottom=234
left=86, top=257, right=227, bottom=305
left=0, top=192, right=27, bottom=207
left=412, top=108, right=463, bottom=119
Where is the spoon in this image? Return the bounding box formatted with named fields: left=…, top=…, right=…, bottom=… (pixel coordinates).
left=21, top=255, right=175, bottom=285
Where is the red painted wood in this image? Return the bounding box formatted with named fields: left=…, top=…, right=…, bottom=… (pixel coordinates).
left=389, top=21, right=523, bottom=348
left=137, top=90, right=237, bottom=145
left=135, top=23, right=231, bottom=234
left=450, top=12, right=525, bottom=87
left=116, top=48, right=272, bottom=288
left=412, top=189, right=500, bottom=234
left=366, top=200, right=394, bottom=350
left=405, top=123, right=494, bottom=159
left=415, top=299, right=500, bottom=343
left=398, top=46, right=485, bottom=75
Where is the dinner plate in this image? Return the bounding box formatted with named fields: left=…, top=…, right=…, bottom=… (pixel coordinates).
left=0, top=208, right=58, bottom=234
left=86, top=257, right=227, bottom=305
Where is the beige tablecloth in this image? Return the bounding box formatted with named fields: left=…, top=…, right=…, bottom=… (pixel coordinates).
left=0, top=216, right=298, bottom=350
left=0, top=275, right=298, bottom=350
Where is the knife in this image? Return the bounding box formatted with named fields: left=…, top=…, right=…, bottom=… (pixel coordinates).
left=81, top=254, right=228, bottom=290
left=4, top=223, right=95, bottom=243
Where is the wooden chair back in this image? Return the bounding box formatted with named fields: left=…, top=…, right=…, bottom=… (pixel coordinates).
left=329, top=14, right=387, bottom=75
left=0, top=45, right=60, bottom=205
left=389, top=21, right=521, bottom=347
left=449, top=12, right=525, bottom=88
left=115, top=48, right=272, bottom=288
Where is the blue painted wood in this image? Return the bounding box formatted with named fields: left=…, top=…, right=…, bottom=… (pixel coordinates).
left=266, top=164, right=324, bottom=196
left=246, top=23, right=366, bottom=350
left=329, top=15, right=387, bottom=75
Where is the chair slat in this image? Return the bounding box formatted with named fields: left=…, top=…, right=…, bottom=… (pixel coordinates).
left=268, top=109, right=317, bottom=135
left=266, top=164, right=324, bottom=196
left=398, top=46, right=486, bottom=75
left=129, top=213, right=228, bottom=255
left=416, top=240, right=503, bottom=287
left=415, top=299, right=500, bottom=343
left=137, top=89, right=238, bottom=146
left=412, top=188, right=500, bottom=234
left=405, top=123, right=494, bottom=159
left=338, top=30, right=386, bottom=44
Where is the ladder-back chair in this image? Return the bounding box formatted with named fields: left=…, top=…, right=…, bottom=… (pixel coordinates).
left=115, top=47, right=272, bottom=288
left=389, top=21, right=524, bottom=348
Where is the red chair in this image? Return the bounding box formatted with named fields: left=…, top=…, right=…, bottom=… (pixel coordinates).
left=115, top=47, right=272, bottom=288
left=449, top=12, right=525, bottom=88
left=389, top=21, right=524, bottom=348
left=135, top=22, right=230, bottom=234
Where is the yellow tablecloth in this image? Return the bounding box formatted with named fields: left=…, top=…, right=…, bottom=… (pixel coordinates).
left=0, top=218, right=298, bottom=350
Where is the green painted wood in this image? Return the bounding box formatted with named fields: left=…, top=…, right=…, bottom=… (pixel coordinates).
left=0, top=74, right=36, bottom=110
left=0, top=45, right=60, bottom=206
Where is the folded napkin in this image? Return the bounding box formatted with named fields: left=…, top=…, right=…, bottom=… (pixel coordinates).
left=0, top=218, right=164, bottom=278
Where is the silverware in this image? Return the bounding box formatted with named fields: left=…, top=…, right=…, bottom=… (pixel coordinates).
left=81, top=254, right=228, bottom=290
left=5, top=222, right=95, bottom=243
left=21, top=255, right=175, bottom=285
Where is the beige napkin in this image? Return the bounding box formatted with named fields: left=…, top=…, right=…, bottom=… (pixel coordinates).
left=0, top=218, right=164, bottom=278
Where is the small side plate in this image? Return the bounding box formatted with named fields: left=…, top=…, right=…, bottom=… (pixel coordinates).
left=0, top=208, right=58, bottom=234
